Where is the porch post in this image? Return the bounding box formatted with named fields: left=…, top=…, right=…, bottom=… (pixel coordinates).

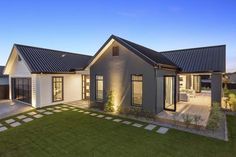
left=211, top=72, right=222, bottom=105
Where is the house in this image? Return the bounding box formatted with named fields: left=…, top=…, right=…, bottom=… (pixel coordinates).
left=3, top=35, right=226, bottom=114
left=0, top=66, right=9, bottom=99
left=224, top=72, right=236, bottom=89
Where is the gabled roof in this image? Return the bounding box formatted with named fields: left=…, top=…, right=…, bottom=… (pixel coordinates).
left=87, top=35, right=179, bottom=70
left=0, top=66, right=7, bottom=77
left=161, top=45, right=226, bottom=73
left=13, top=44, right=92, bottom=73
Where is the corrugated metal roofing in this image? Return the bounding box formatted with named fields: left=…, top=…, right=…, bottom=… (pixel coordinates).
left=161, top=45, right=226, bottom=73
left=15, top=44, right=92, bottom=73
left=114, top=35, right=178, bottom=68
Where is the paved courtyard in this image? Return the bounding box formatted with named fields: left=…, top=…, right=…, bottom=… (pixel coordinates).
left=0, top=100, right=33, bottom=119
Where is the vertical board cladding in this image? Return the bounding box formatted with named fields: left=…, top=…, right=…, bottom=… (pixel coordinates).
left=211, top=73, right=223, bottom=104
left=37, top=74, right=82, bottom=107
left=90, top=41, right=157, bottom=114
left=156, top=69, right=177, bottom=113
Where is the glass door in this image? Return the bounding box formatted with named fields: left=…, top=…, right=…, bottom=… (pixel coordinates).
left=82, top=75, right=90, bottom=100
left=164, top=76, right=176, bottom=111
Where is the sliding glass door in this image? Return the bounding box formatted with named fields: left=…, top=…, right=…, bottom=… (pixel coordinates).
left=164, top=76, right=176, bottom=111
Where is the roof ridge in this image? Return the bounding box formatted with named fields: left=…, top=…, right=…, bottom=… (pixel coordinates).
left=14, top=43, right=92, bottom=57
left=160, top=45, right=226, bottom=53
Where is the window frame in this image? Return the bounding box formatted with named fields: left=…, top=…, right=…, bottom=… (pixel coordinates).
left=52, top=76, right=64, bottom=102
left=95, top=75, right=104, bottom=102
left=131, top=74, right=143, bottom=107
left=112, top=46, right=119, bottom=56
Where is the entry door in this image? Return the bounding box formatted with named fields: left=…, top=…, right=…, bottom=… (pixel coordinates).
left=164, top=76, right=176, bottom=111
left=82, top=75, right=90, bottom=100
left=11, top=78, right=32, bottom=104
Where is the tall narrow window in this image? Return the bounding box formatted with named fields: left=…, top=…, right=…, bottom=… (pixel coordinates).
left=112, top=46, right=119, bottom=56
left=52, top=77, right=63, bottom=102
left=95, top=75, right=103, bottom=101
left=131, top=75, right=143, bottom=106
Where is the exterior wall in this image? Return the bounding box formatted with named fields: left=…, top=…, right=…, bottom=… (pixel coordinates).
left=35, top=74, right=82, bottom=108
left=90, top=41, right=158, bottom=114
left=156, top=69, right=177, bottom=113
left=0, top=77, right=9, bottom=85
left=8, top=50, right=31, bottom=100
left=211, top=73, right=222, bottom=104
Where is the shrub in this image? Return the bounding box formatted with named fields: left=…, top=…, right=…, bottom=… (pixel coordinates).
left=193, top=115, right=202, bottom=129
left=104, top=91, right=115, bottom=112
left=182, top=114, right=193, bottom=128
left=206, top=102, right=223, bottom=132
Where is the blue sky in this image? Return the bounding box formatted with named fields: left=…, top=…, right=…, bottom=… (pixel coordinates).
left=0, top=0, right=235, bottom=72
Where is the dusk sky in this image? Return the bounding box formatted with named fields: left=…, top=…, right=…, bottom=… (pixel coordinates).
left=0, top=0, right=235, bottom=72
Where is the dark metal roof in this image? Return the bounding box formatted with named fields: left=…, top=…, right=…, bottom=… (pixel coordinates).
left=113, top=35, right=178, bottom=68
left=161, top=45, right=226, bottom=73
left=0, top=66, right=7, bottom=77
left=14, top=44, right=92, bottom=73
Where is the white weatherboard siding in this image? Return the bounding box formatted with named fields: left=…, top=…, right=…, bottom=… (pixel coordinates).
left=7, top=48, right=32, bottom=100
left=36, top=74, right=82, bottom=108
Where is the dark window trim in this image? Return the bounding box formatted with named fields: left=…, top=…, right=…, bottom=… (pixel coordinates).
left=112, top=46, right=119, bottom=56
left=163, top=75, right=176, bottom=112
left=52, top=76, right=64, bottom=102
left=95, top=75, right=103, bottom=102
left=131, top=74, right=143, bottom=107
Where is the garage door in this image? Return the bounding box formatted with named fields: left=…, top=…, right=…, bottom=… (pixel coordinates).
left=11, top=78, right=31, bottom=104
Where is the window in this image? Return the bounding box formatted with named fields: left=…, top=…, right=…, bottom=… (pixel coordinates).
left=95, top=75, right=103, bottom=101
left=112, top=46, right=119, bottom=56
left=52, top=77, right=63, bottom=102
left=131, top=75, right=143, bottom=106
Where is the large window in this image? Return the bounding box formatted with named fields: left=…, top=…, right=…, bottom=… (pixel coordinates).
left=52, top=77, right=63, bottom=102
left=11, top=78, right=31, bottom=104
left=131, top=75, right=143, bottom=106
left=95, top=75, right=103, bottom=101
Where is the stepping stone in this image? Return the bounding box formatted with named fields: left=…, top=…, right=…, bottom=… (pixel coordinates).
left=27, top=112, right=37, bottom=116
left=122, top=121, right=132, bottom=125
left=132, top=123, right=143, bottom=128
left=0, top=123, right=2, bottom=127
left=62, top=105, right=69, bottom=108
left=72, top=109, right=78, bottom=111
left=5, top=119, right=15, bottom=124
left=37, top=109, right=46, bottom=113
left=157, top=127, right=169, bottom=134
left=22, top=118, right=33, bottom=123
left=43, top=111, right=53, bottom=115
left=69, top=106, right=75, bottom=109
left=33, top=114, right=43, bottom=118
left=144, top=124, right=157, bottom=131
left=0, top=126, right=8, bottom=132
left=16, top=115, right=27, bottom=120
left=78, top=110, right=84, bottom=113
left=55, top=106, right=62, bottom=109
left=10, top=122, right=21, bottom=127
left=97, top=115, right=105, bottom=118
left=84, top=112, right=90, bottom=114
left=105, top=117, right=113, bottom=120
left=46, top=108, right=54, bottom=111
left=54, top=110, right=62, bottom=113
left=61, top=108, right=69, bottom=111
left=113, top=119, right=122, bottom=122
left=90, top=113, right=97, bottom=116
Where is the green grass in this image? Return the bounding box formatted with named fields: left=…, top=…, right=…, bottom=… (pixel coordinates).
left=0, top=111, right=235, bottom=157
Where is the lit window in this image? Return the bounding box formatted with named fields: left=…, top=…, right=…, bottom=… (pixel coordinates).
left=96, top=75, right=103, bottom=101
left=131, top=75, right=143, bottom=106
left=112, top=46, right=119, bottom=56
left=52, top=77, right=63, bottom=102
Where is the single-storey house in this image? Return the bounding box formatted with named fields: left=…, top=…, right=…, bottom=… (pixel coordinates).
left=0, top=66, right=9, bottom=99
left=3, top=35, right=226, bottom=114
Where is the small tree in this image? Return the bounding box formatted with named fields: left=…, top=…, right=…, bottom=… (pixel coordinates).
left=182, top=114, right=193, bottom=128
left=193, top=115, right=202, bottom=129
left=104, top=91, right=115, bottom=112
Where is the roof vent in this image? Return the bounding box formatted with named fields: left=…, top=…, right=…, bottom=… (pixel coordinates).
left=61, top=54, right=66, bottom=57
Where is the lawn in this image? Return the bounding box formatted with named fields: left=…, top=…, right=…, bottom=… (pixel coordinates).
left=0, top=110, right=235, bottom=157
